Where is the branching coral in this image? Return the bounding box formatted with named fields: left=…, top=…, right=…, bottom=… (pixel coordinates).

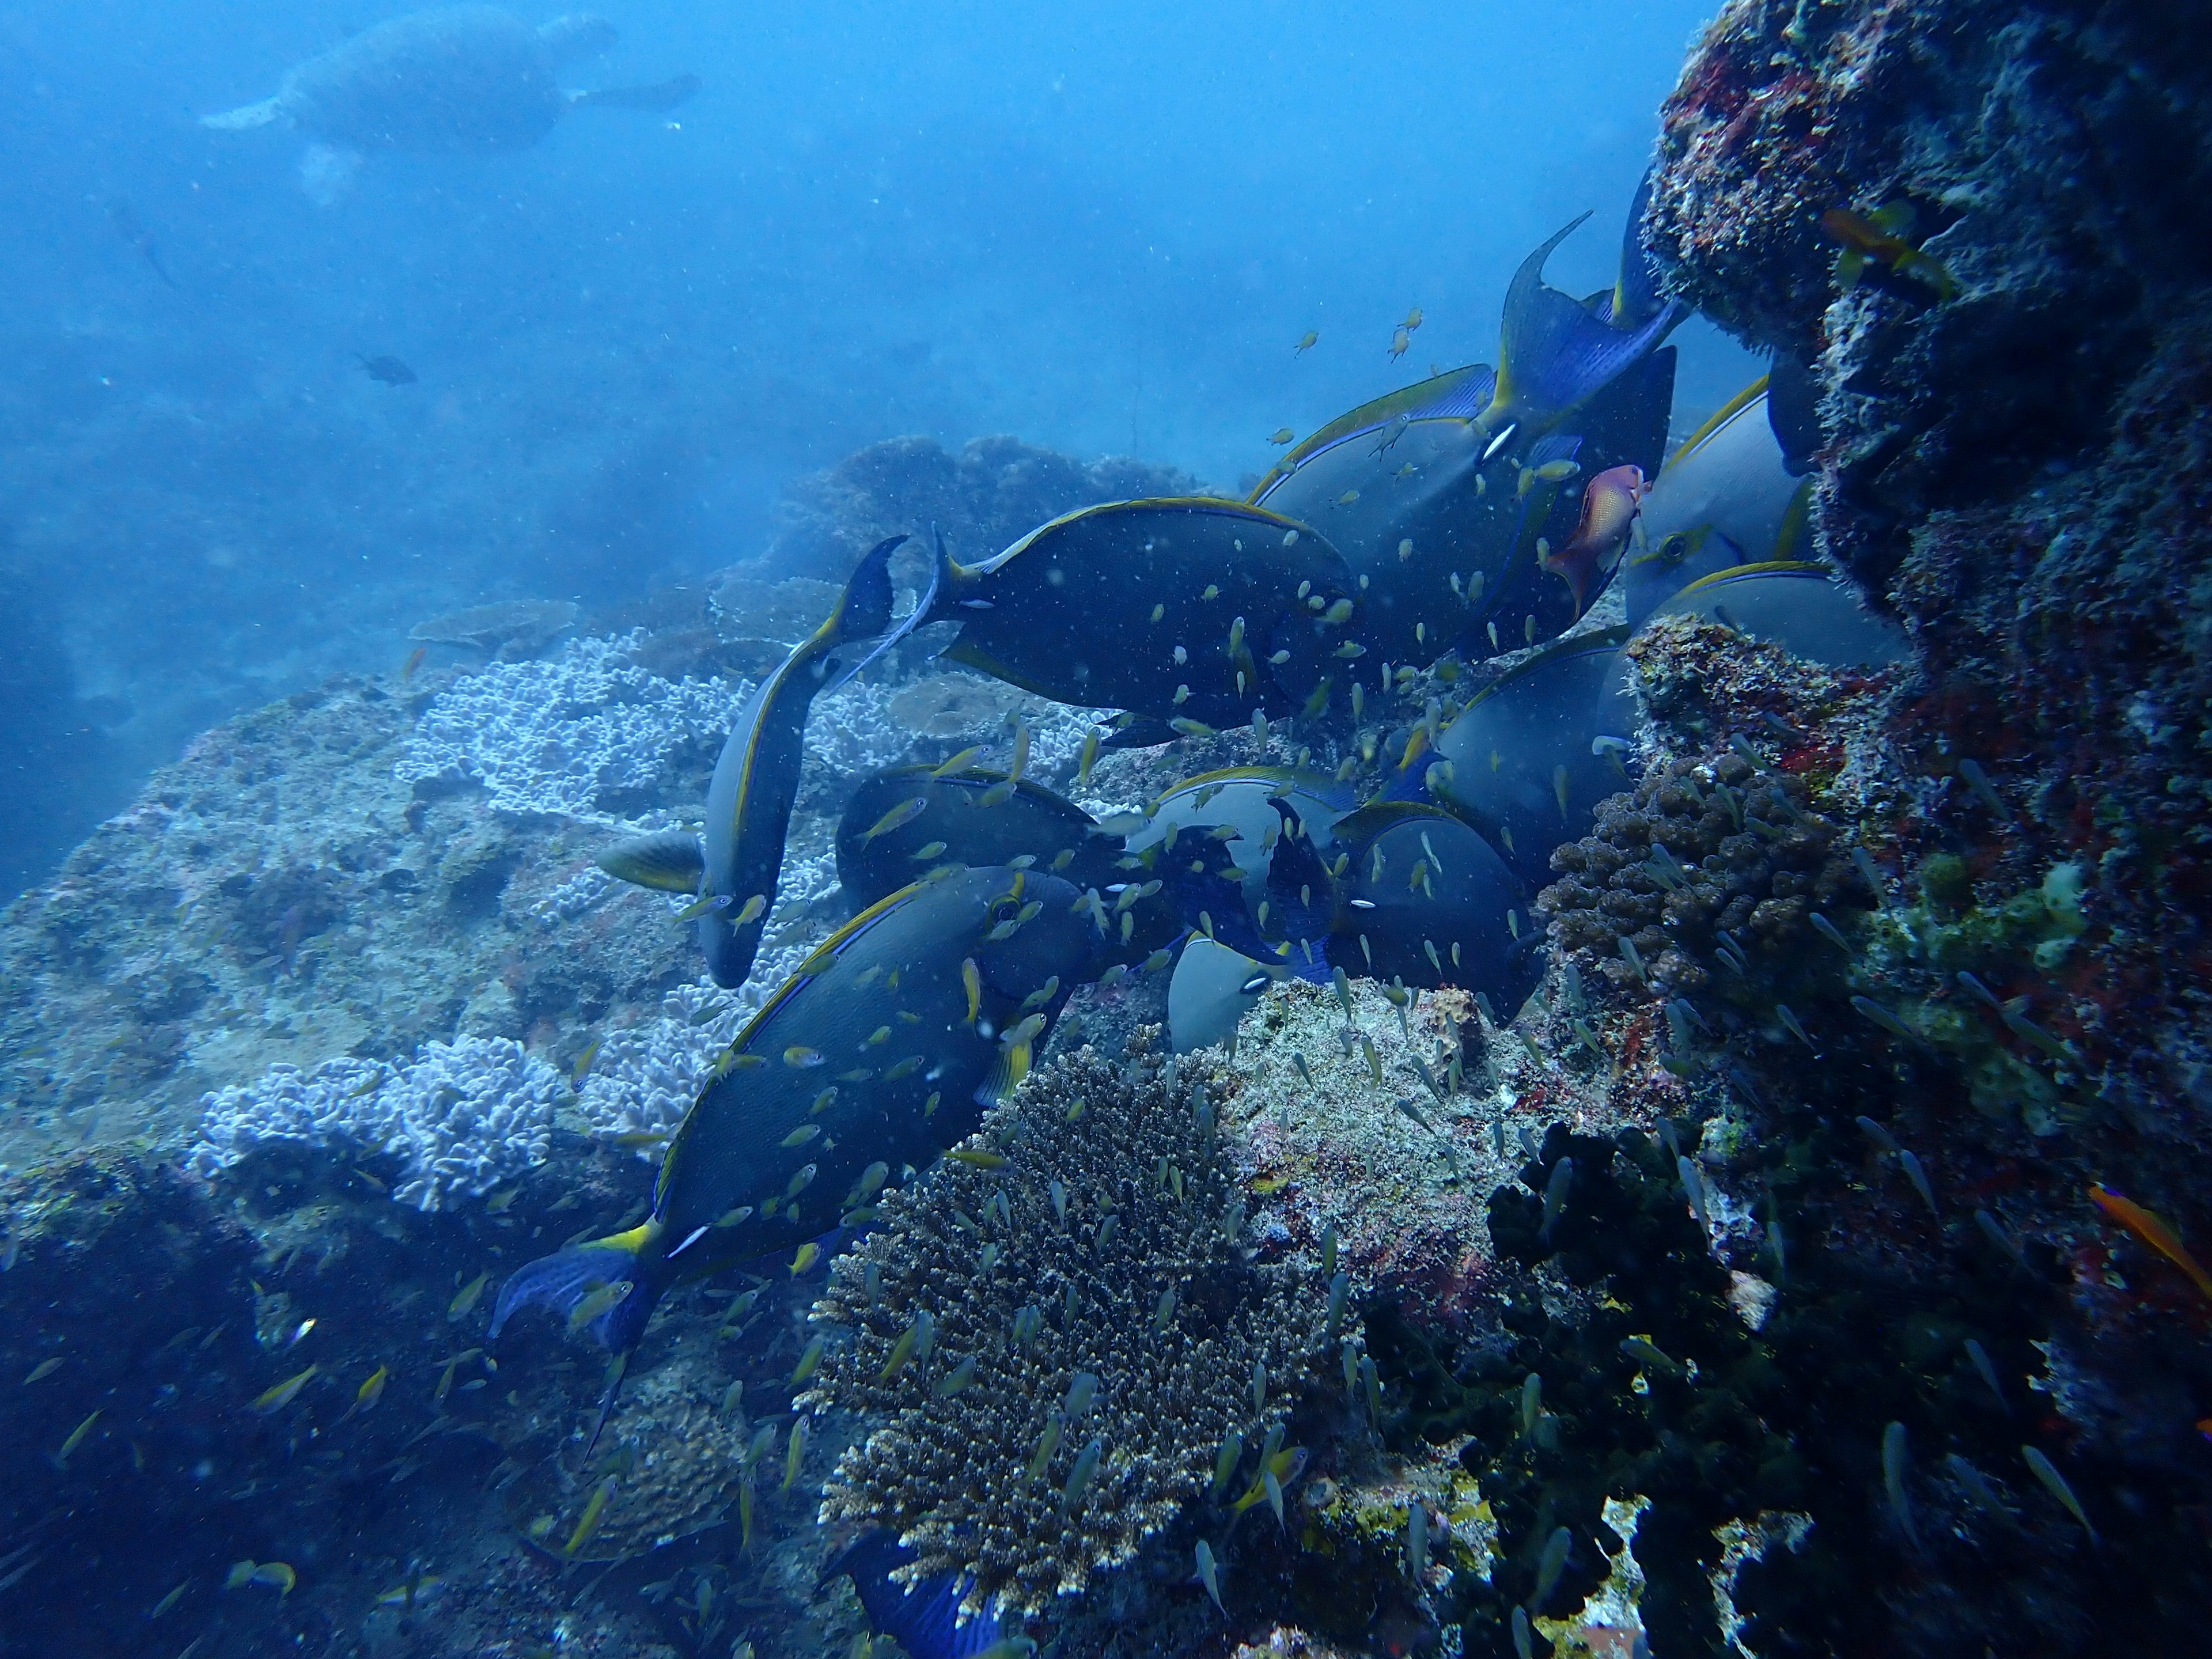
left=393, top=631, right=742, bottom=822
left=187, top=1035, right=561, bottom=1209
left=803, top=1036, right=1340, bottom=1616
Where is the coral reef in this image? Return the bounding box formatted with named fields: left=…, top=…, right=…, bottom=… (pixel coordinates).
left=187, top=1034, right=563, bottom=1210
left=1537, top=748, right=1861, bottom=1004
left=805, top=1037, right=1342, bottom=1618
left=393, top=630, right=741, bottom=823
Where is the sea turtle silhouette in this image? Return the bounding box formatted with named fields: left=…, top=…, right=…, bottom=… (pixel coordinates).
left=202, top=6, right=699, bottom=203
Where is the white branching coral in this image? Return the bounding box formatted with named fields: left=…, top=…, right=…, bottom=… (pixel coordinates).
left=188, top=1036, right=562, bottom=1209
left=393, top=632, right=743, bottom=822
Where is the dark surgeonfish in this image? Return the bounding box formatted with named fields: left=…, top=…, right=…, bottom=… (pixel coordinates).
left=1622, top=377, right=1813, bottom=627
left=1610, top=562, right=1910, bottom=685
left=1426, top=625, right=1635, bottom=889
left=835, top=763, right=1116, bottom=907
left=1248, top=200, right=1675, bottom=669
left=824, top=1532, right=1009, bottom=1659
left=1471, top=203, right=1681, bottom=450
left=491, top=865, right=1101, bottom=1376
left=1320, top=800, right=1539, bottom=998
left=356, top=353, right=418, bottom=385
left=104, top=199, right=179, bottom=289
left=837, top=763, right=1186, bottom=965
left=1159, top=796, right=1538, bottom=1048
left=920, top=502, right=1361, bottom=732
left=200, top=8, right=698, bottom=150
left=597, top=533, right=931, bottom=989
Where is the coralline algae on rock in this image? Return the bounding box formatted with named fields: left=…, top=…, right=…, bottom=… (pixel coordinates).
left=188, top=1033, right=562, bottom=1209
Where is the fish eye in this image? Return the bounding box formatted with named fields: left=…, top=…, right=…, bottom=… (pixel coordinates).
left=1658, top=533, right=1690, bottom=567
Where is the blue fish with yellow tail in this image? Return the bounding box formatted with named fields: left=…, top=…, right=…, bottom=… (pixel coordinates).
left=490, top=866, right=1101, bottom=1402
left=594, top=532, right=931, bottom=990
left=920, top=501, right=1358, bottom=730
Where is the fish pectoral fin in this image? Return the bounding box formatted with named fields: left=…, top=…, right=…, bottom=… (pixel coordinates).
left=596, top=829, right=707, bottom=893
left=938, top=639, right=1067, bottom=702
left=1103, top=715, right=1180, bottom=750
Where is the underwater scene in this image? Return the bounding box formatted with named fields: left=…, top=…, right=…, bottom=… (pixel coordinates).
left=2, top=1, right=2209, bottom=1654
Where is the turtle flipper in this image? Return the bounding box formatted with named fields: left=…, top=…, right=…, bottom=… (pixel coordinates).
left=201, top=96, right=286, bottom=131
left=570, top=74, right=702, bottom=113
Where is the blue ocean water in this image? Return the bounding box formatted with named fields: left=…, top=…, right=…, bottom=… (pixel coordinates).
left=0, top=0, right=1746, bottom=896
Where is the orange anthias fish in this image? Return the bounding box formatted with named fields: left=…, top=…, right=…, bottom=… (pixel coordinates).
left=1542, top=463, right=1647, bottom=617
left=2089, top=1182, right=2212, bottom=1302
left=401, top=645, right=429, bottom=683
left=1820, top=204, right=1958, bottom=302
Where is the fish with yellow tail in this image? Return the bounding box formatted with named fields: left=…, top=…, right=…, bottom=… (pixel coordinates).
left=488, top=866, right=1111, bottom=1448
left=592, top=532, right=937, bottom=988
left=832, top=763, right=1137, bottom=918
left=1821, top=202, right=1957, bottom=302
left=1473, top=179, right=1680, bottom=449
left=1248, top=190, right=1672, bottom=672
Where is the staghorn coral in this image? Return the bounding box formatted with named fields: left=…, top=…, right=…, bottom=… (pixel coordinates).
left=187, top=1034, right=561, bottom=1209
left=802, top=1036, right=1341, bottom=1616
left=1537, top=749, right=1862, bottom=1002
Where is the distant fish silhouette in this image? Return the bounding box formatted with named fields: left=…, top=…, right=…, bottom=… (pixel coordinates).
left=104, top=199, right=178, bottom=290
left=355, top=354, right=418, bottom=386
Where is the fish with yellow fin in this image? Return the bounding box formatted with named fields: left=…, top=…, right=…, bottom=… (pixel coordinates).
left=1821, top=203, right=1957, bottom=302
left=593, top=533, right=936, bottom=989
left=490, top=866, right=1113, bottom=1448
left=2089, top=1182, right=2212, bottom=1302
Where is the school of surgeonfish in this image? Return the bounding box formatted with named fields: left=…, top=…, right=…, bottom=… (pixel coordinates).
left=496, top=181, right=1912, bottom=1646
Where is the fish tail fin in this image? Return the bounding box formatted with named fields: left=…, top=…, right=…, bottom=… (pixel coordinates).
left=829, top=535, right=908, bottom=644
left=820, top=532, right=926, bottom=691
left=1263, top=800, right=1338, bottom=942
left=1542, top=536, right=1601, bottom=619
left=200, top=96, right=284, bottom=131
left=1487, top=214, right=1681, bottom=437
left=596, top=829, right=707, bottom=893
left=487, top=1226, right=662, bottom=1351
left=1836, top=247, right=1868, bottom=290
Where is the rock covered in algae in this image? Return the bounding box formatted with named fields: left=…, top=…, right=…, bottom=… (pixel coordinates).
left=803, top=1036, right=1341, bottom=1616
